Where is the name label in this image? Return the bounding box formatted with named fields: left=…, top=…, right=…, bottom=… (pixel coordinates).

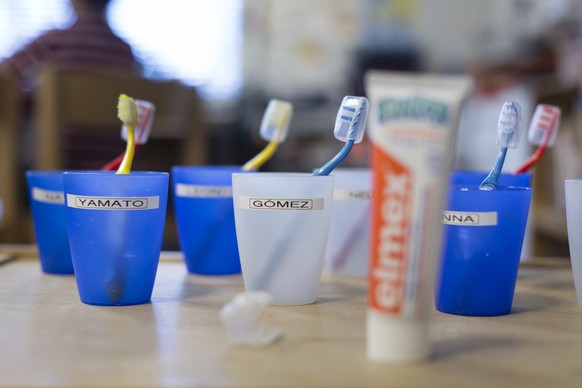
left=32, top=187, right=65, bottom=205
left=66, top=194, right=160, bottom=210
left=175, top=184, right=232, bottom=198
left=442, top=211, right=497, bottom=226
left=239, top=196, right=324, bottom=211
left=334, top=189, right=371, bottom=201
left=378, top=96, right=449, bottom=124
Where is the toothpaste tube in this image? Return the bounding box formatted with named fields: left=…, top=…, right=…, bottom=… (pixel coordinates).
left=365, top=71, right=472, bottom=362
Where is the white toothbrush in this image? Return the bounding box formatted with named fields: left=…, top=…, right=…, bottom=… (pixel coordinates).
left=480, top=101, right=523, bottom=191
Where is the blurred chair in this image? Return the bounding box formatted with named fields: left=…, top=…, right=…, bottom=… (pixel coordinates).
left=31, top=67, right=208, bottom=247
left=33, top=66, right=207, bottom=171
left=0, top=69, right=26, bottom=243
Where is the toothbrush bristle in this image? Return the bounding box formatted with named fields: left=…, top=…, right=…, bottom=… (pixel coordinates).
left=333, top=96, right=368, bottom=144
left=527, top=104, right=561, bottom=147
left=117, top=94, right=138, bottom=126
left=338, top=100, right=358, bottom=132
left=268, top=104, right=291, bottom=130
left=497, top=101, right=522, bottom=149
left=260, top=100, right=293, bottom=142
left=499, top=102, right=519, bottom=134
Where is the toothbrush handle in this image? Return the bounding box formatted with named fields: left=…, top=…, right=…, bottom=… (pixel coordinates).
left=516, top=108, right=557, bottom=174
left=480, top=147, right=508, bottom=190
left=102, top=107, right=151, bottom=171
left=102, top=144, right=142, bottom=171
left=514, top=145, right=546, bottom=174
left=242, top=141, right=280, bottom=171
left=313, top=140, right=354, bottom=176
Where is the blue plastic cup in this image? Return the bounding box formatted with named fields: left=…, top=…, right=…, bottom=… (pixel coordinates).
left=435, top=184, right=532, bottom=316
left=450, top=170, right=533, bottom=262
left=450, top=170, right=531, bottom=187
left=63, top=171, right=169, bottom=306
left=172, top=166, right=254, bottom=275
left=26, top=171, right=74, bottom=275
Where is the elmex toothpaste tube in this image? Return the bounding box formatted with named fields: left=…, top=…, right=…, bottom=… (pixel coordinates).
left=365, top=71, right=472, bottom=362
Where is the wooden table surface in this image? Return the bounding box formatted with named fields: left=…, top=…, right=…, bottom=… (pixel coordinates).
left=0, top=248, right=581, bottom=387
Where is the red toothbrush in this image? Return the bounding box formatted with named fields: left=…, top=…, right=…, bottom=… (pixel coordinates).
left=514, top=104, right=561, bottom=174
left=102, top=100, right=155, bottom=171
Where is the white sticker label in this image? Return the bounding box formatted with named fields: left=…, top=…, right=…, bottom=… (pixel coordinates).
left=442, top=211, right=498, bottom=226
left=333, top=188, right=371, bottom=201
left=32, top=187, right=65, bottom=205
left=239, top=196, right=324, bottom=211
left=175, top=184, right=232, bottom=198
left=66, top=194, right=160, bottom=210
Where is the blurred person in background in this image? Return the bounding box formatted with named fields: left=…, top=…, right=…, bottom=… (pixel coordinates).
left=0, top=0, right=140, bottom=95
left=0, top=0, right=141, bottom=172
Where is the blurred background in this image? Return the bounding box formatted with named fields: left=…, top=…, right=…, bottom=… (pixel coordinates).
left=1, top=0, right=582, bottom=255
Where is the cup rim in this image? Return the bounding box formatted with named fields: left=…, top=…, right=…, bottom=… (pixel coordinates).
left=172, top=165, right=247, bottom=173
left=450, top=184, right=531, bottom=192
left=314, top=167, right=371, bottom=176
left=328, top=167, right=370, bottom=173
left=26, top=170, right=67, bottom=177
left=451, top=170, right=531, bottom=177
left=63, top=171, right=168, bottom=176
left=232, top=172, right=333, bottom=178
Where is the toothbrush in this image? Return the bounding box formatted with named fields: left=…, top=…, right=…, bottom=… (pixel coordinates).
left=102, top=100, right=154, bottom=171
left=105, top=94, right=138, bottom=304
left=313, top=96, right=368, bottom=176
left=242, top=99, right=293, bottom=171
left=116, top=94, right=139, bottom=175
left=514, top=104, right=561, bottom=174
left=190, top=99, right=293, bottom=264
left=317, top=97, right=369, bottom=272
left=479, top=101, right=523, bottom=191
left=255, top=96, right=368, bottom=289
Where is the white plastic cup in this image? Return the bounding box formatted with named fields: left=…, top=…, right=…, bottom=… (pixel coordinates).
left=565, top=179, right=582, bottom=306
left=324, top=168, right=371, bottom=277
left=232, top=173, right=334, bottom=305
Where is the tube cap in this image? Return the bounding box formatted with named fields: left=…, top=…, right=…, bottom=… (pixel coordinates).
left=367, top=311, right=430, bottom=363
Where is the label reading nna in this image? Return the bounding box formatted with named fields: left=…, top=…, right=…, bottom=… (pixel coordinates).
left=32, top=187, right=65, bottom=205
left=66, top=194, right=160, bottom=210
left=442, top=211, right=498, bottom=226
left=239, top=196, right=324, bottom=211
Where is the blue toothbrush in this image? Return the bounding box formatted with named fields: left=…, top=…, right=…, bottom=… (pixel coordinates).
left=480, top=101, right=523, bottom=191
left=313, top=96, right=368, bottom=176
left=255, top=96, right=369, bottom=290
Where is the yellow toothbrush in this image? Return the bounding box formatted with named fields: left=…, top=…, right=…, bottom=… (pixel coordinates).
left=242, top=99, right=293, bottom=170
left=116, top=94, right=139, bottom=175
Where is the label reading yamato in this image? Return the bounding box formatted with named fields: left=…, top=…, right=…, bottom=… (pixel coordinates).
left=66, top=194, right=160, bottom=210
